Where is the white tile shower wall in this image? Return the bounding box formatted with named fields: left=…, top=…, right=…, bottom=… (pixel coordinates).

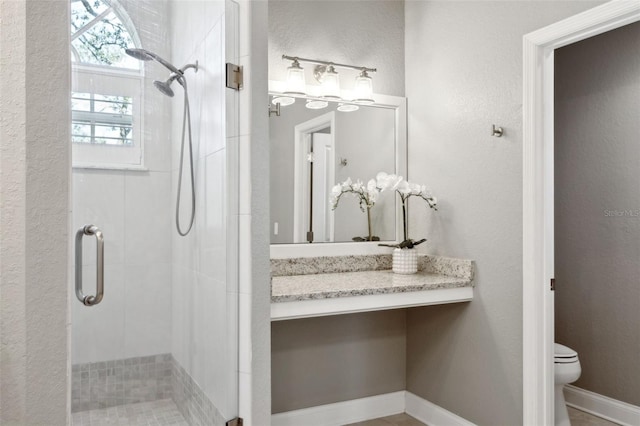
left=170, top=1, right=239, bottom=423
left=71, top=170, right=172, bottom=364
left=71, top=0, right=174, bottom=366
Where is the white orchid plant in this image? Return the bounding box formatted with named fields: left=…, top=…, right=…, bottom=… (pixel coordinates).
left=375, top=172, right=437, bottom=248
left=330, top=178, right=381, bottom=241
left=329, top=172, right=437, bottom=246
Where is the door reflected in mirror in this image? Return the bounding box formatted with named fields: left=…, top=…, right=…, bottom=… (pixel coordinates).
left=270, top=94, right=399, bottom=244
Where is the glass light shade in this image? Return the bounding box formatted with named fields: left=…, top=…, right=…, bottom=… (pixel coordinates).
left=337, top=103, right=359, bottom=112
left=272, top=96, right=295, bottom=106
left=306, top=99, right=328, bottom=110
left=321, top=66, right=341, bottom=99
left=353, top=71, right=374, bottom=104
left=284, top=61, right=306, bottom=95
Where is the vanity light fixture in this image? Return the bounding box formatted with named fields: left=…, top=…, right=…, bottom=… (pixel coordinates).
left=352, top=70, right=375, bottom=104
left=305, top=99, right=329, bottom=110
left=282, top=54, right=376, bottom=102
left=284, top=58, right=306, bottom=95
left=272, top=96, right=296, bottom=106
left=319, top=65, right=341, bottom=99
left=337, top=103, right=359, bottom=112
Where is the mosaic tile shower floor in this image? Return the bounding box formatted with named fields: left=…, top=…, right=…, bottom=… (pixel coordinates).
left=71, top=399, right=188, bottom=426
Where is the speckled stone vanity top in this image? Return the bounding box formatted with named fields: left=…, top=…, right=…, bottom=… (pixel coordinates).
left=271, top=254, right=474, bottom=303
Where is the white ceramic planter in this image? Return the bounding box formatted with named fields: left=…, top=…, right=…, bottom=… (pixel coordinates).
left=392, top=248, right=418, bottom=274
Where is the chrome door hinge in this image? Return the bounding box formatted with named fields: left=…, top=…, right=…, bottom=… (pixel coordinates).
left=226, top=63, right=243, bottom=90
left=226, top=417, right=243, bottom=426
left=550, top=278, right=555, bottom=291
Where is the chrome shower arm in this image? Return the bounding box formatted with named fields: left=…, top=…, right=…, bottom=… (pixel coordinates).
left=178, top=61, right=198, bottom=74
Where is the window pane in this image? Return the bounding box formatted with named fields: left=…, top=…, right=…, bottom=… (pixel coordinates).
left=94, top=94, right=128, bottom=102
left=70, top=0, right=110, bottom=37
left=71, top=8, right=138, bottom=69
left=94, top=95, right=132, bottom=115
left=72, top=136, right=92, bottom=144
left=72, top=123, right=92, bottom=138
left=71, top=93, right=91, bottom=112
left=94, top=124, right=133, bottom=144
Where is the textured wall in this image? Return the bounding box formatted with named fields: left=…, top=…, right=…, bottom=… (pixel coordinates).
left=555, top=21, right=640, bottom=407
left=247, top=0, right=273, bottom=423
left=269, top=0, right=405, bottom=97
left=268, top=0, right=406, bottom=413
left=404, top=2, right=603, bottom=424
left=271, top=311, right=406, bottom=413
left=0, top=0, right=70, bottom=423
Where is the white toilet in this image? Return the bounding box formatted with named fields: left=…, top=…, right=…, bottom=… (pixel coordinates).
left=554, top=343, right=581, bottom=426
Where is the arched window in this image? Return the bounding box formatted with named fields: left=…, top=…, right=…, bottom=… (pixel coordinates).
left=71, top=0, right=144, bottom=168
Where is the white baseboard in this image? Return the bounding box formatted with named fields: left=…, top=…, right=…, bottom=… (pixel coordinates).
left=405, top=391, right=476, bottom=426
left=271, top=391, right=476, bottom=426
left=564, top=384, right=640, bottom=426
left=271, top=391, right=405, bottom=426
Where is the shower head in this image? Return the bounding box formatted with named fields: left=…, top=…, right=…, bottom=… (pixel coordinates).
left=154, top=79, right=176, bottom=97
left=153, top=80, right=174, bottom=97
left=125, top=48, right=198, bottom=97
left=125, top=48, right=180, bottom=74
left=153, top=72, right=184, bottom=98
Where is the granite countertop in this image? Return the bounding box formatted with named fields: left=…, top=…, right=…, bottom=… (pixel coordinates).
left=271, top=254, right=475, bottom=303
left=271, top=269, right=472, bottom=303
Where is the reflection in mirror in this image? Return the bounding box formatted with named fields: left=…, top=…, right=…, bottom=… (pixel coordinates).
left=270, top=94, right=398, bottom=244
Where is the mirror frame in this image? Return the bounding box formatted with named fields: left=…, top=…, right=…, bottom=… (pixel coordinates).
left=268, top=81, right=407, bottom=258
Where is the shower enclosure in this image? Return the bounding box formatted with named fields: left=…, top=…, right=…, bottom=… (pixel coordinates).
left=70, top=1, right=240, bottom=424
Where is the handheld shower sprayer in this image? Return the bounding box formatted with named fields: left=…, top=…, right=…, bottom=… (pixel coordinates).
left=125, top=47, right=199, bottom=236
left=125, top=48, right=198, bottom=98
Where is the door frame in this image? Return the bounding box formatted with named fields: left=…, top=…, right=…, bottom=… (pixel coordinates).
left=522, top=1, right=640, bottom=424
left=292, top=111, right=336, bottom=243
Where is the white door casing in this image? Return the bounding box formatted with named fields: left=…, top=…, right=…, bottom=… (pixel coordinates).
left=293, top=112, right=336, bottom=243
left=522, top=1, right=640, bottom=425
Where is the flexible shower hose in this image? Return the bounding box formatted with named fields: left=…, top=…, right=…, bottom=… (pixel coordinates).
left=175, top=77, right=196, bottom=236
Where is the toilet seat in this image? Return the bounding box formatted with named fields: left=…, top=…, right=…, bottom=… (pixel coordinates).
left=554, top=343, right=578, bottom=363
left=554, top=343, right=581, bottom=426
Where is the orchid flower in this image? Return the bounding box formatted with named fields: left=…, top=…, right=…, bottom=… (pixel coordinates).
left=330, top=177, right=382, bottom=241
left=375, top=172, right=437, bottom=244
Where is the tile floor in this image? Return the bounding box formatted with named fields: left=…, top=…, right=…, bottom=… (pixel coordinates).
left=70, top=401, right=619, bottom=426
left=345, top=413, right=426, bottom=426
left=71, top=399, right=187, bottom=426
left=568, top=407, right=622, bottom=426
left=347, top=408, right=621, bottom=426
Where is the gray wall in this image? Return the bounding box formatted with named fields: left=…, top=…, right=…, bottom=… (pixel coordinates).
left=269, top=0, right=405, bottom=97
left=404, top=2, right=603, bottom=425
left=555, top=22, right=640, bottom=407
left=269, top=0, right=406, bottom=413
left=271, top=311, right=406, bottom=413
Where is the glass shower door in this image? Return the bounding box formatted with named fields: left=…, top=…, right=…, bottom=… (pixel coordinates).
left=70, top=1, right=240, bottom=424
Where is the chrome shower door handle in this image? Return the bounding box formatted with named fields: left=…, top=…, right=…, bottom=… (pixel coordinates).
left=75, top=225, right=104, bottom=306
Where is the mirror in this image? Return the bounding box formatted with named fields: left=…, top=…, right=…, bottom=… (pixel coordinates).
left=269, top=90, right=406, bottom=245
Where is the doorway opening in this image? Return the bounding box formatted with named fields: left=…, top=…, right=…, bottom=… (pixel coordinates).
left=293, top=112, right=336, bottom=243
left=522, top=2, right=640, bottom=425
